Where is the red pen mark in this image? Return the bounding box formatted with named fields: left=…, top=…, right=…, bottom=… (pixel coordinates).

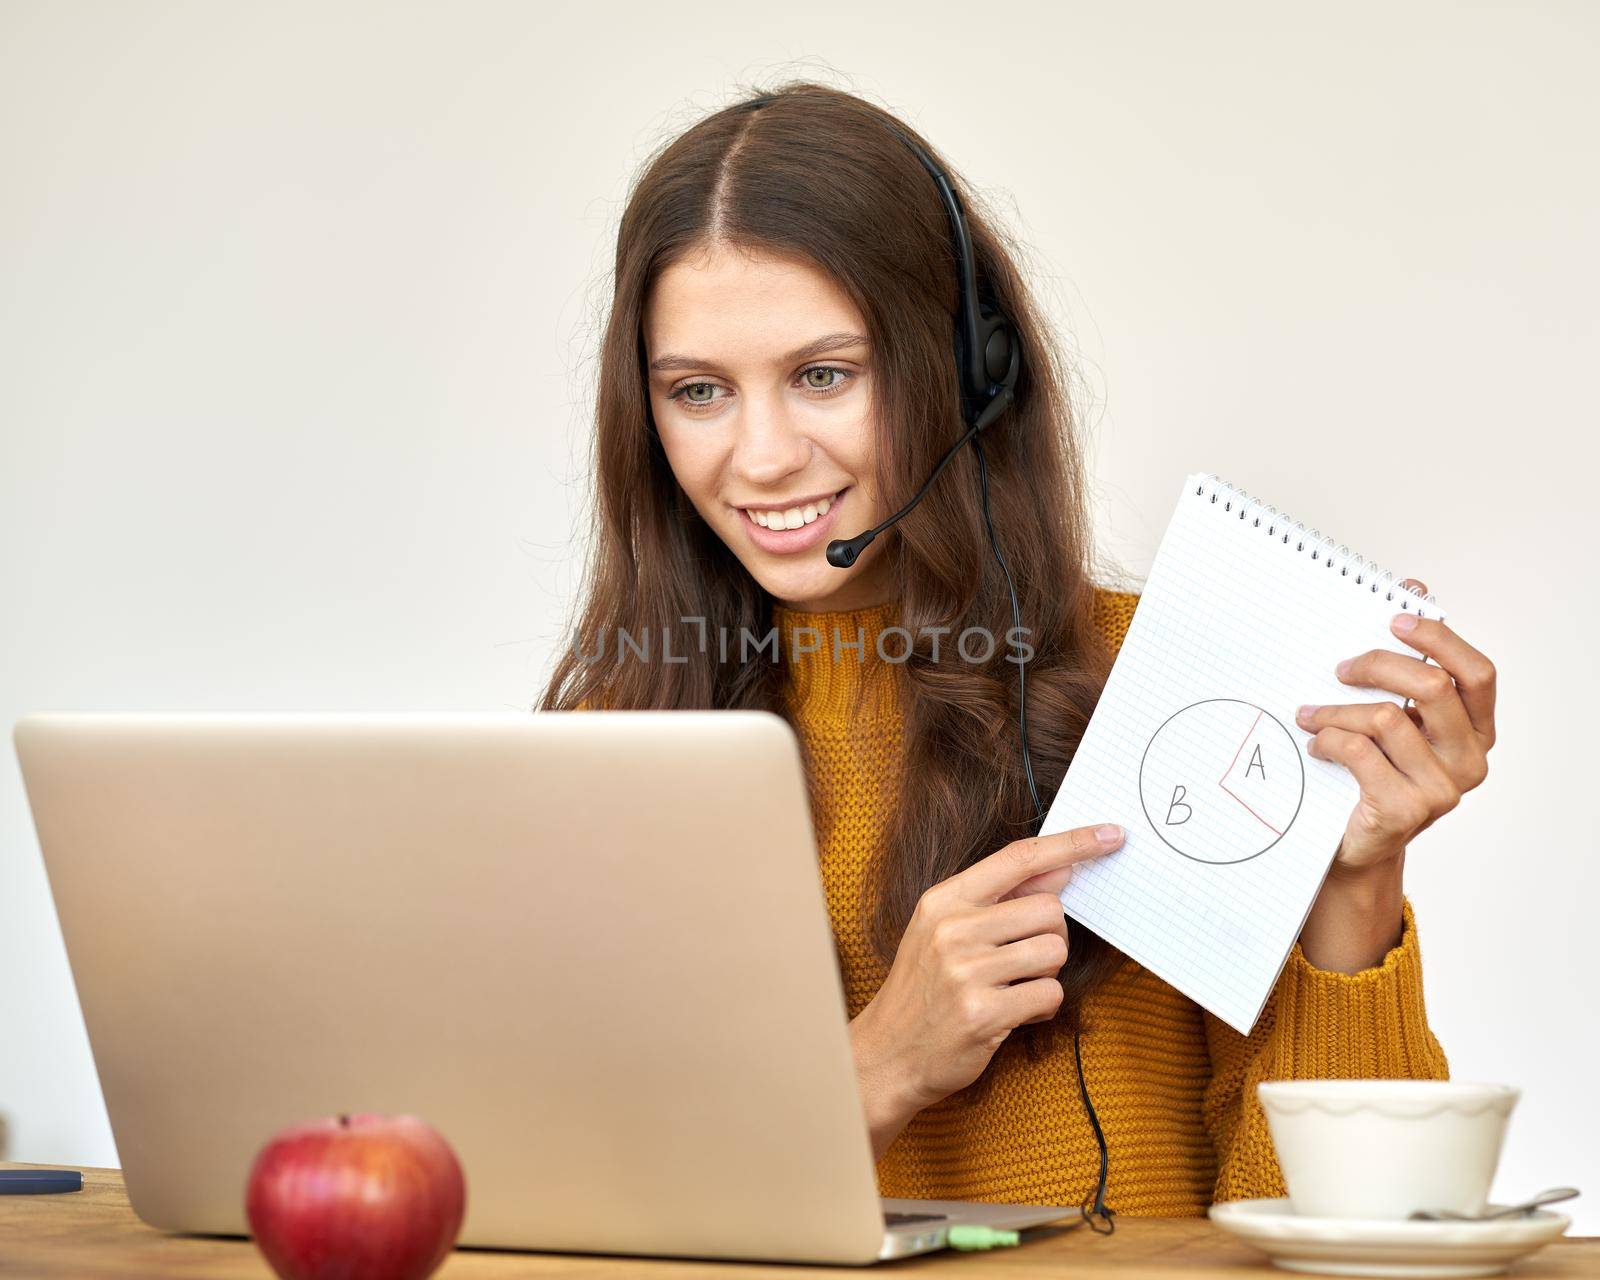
left=1217, top=709, right=1283, bottom=836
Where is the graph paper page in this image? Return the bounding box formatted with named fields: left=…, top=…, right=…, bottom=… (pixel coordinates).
left=1040, top=472, right=1447, bottom=1034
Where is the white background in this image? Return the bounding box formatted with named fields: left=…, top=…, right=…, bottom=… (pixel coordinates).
left=3, top=1, right=1596, bottom=1230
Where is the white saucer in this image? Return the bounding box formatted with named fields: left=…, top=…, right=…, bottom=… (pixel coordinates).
left=1208, top=1198, right=1572, bottom=1278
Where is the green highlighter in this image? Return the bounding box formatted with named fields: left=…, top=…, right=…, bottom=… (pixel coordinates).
left=945, top=1223, right=1020, bottom=1251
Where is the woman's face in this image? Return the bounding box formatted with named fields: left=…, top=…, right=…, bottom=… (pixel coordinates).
left=642, top=241, right=894, bottom=613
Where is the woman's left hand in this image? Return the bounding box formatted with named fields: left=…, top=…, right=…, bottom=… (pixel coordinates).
left=1297, top=577, right=1497, bottom=873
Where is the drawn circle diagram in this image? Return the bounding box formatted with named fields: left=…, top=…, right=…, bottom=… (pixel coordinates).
left=1138, top=699, right=1305, bottom=865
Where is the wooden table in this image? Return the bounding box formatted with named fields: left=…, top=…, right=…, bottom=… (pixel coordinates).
left=2, top=1162, right=1592, bottom=1277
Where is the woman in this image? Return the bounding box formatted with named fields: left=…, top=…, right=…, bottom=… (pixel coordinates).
left=540, top=82, right=1497, bottom=1218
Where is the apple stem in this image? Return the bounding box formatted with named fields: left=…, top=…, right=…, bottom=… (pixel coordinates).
left=339, top=1114, right=350, bottom=1128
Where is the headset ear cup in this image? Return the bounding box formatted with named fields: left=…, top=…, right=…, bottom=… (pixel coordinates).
left=975, top=299, right=1016, bottom=388
left=984, top=323, right=1013, bottom=386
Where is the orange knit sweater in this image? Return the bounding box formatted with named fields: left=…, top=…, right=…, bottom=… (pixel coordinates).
left=771, top=586, right=1451, bottom=1214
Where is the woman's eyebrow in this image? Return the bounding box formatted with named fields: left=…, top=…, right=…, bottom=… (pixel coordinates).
left=648, top=331, right=870, bottom=373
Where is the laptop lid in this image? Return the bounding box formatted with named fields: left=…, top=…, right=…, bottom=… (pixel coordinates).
left=13, top=710, right=889, bottom=1264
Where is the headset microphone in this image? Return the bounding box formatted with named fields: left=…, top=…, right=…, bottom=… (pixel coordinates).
left=824, top=382, right=1015, bottom=568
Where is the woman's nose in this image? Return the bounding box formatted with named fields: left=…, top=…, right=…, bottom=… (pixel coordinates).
left=729, top=402, right=812, bottom=486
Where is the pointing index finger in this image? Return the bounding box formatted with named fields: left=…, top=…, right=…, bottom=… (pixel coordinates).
left=956, top=824, right=1123, bottom=906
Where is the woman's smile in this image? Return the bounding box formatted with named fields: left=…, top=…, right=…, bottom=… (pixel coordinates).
left=735, top=486, right=849, bottom=555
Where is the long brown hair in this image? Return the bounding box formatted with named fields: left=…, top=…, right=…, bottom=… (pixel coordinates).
left=539, top=80, right=1126, bottom=1098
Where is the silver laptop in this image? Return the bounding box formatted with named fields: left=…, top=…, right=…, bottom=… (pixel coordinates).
left=13, top=710, right=1078, bottom=1264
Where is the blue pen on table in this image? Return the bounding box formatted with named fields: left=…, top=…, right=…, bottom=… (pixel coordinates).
left=0, top=1169, right=83, bottom=1194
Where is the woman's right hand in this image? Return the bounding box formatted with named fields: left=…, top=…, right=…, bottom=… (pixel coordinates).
left=848, top=822, right=1126, bottom=1158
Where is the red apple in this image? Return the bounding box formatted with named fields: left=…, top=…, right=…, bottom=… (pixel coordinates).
left=245, top=1112, right=467, bottom=1280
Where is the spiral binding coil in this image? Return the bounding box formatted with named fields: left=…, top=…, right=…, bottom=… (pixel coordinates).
left=1190, top=474, right=1442, bottom=619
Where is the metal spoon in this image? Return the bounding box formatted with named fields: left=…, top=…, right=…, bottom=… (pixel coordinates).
left=1409, top=1187, right=1580, bottom=1222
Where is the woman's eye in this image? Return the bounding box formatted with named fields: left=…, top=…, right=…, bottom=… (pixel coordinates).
left=666, top=365, right=854, bottom=411
left=678, top=382, right=722, bottom=405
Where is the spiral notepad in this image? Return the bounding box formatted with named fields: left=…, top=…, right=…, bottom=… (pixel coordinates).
left=1039, top=472, right=1447, bottom=1034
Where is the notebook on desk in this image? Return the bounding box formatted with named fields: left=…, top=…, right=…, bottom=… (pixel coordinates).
left=1040, top=472, right=1448, bottom=1033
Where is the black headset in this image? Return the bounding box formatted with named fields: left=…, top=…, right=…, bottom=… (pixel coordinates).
left=819, top=122, right=1021, bottom=573
left=738, top=95, right=1113, bottom=1232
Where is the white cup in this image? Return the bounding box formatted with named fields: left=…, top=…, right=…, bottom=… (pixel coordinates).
left=1257, top=1079, right=1519, bottom=1220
